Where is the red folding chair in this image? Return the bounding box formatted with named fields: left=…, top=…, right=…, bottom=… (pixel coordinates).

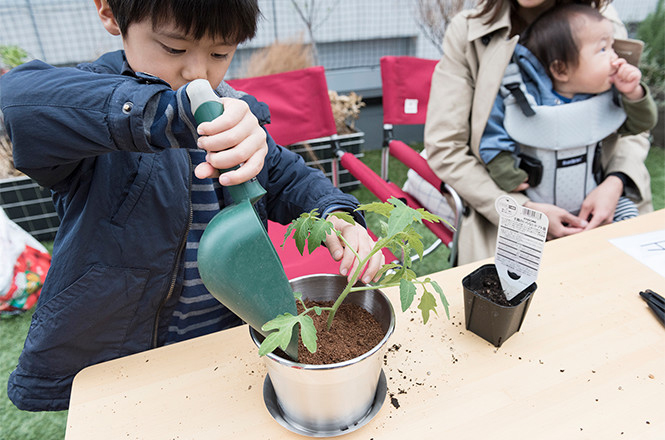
left=227, top=67, right=397, bottom=278
left=377, top=55, right=464, bottom=266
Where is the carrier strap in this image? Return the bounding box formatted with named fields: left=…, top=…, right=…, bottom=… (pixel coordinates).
left=504, top=82, right=536, bottom=117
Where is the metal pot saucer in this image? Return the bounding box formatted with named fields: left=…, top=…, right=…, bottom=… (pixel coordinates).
left=262, top=369, right=387, bottom=437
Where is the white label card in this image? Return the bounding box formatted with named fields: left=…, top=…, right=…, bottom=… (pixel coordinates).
left=494, top=196, right=549, bottom=300
left=404, top=98, right=418, bottom=114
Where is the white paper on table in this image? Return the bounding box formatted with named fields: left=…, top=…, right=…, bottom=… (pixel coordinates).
left=609, top=229, right=665, bottom=279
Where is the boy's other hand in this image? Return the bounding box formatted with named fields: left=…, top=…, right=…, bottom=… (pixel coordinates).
left=194, top=97, right=268, bottom=185
left=326, top=215, right=385, bottom=285
left=610, top=58, right=644, bottom=101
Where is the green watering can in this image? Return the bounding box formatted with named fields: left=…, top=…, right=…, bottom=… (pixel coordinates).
left=187, top=79, right=298, bottom=360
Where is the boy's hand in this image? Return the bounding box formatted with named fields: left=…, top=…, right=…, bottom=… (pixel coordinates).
left=610, top=58, right=644, bottom=101
left=326, top=214, right=385, bottom=284
left=194, top=98, right=268, bottom=186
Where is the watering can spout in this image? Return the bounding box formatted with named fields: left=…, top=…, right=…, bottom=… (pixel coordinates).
left=187, top=79, right=299, bottom=360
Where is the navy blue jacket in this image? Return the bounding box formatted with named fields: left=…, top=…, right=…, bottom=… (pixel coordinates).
left=0, top=51, right=360, bottom=411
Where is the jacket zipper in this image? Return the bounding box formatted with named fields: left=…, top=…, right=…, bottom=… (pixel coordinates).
left=152, top=156, right=193, bottom=347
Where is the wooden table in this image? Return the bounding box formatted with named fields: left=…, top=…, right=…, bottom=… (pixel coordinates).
left=66, top=210, right=665, bottom=439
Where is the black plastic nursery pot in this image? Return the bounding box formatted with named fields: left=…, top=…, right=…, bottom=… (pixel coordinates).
left=462, top=263, right=537, bottom=347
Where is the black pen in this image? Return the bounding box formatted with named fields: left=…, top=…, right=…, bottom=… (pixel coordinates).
left=640, top=289, right=665, bottom=326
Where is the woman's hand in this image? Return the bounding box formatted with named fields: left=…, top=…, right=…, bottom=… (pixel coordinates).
left=523, top=201, right=587, bottom=240
left=194, top=97, right=268, bottom=185
left=578, top=175, right=624, bottom=230
left=325, top=215, right=385, bottom=284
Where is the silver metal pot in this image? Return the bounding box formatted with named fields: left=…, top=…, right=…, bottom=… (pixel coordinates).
left=250, top=274, right=395, bottom=434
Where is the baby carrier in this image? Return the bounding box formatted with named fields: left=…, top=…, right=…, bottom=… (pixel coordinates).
left=501, top=63, right=626, bottom=215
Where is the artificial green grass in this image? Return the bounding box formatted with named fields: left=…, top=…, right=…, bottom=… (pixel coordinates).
left=0, top=145, right=662, bottom=440
left=0, top=311, right=68, bottom=440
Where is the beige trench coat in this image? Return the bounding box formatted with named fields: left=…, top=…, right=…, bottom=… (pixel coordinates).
left=425, top=3, right=653, bottom=266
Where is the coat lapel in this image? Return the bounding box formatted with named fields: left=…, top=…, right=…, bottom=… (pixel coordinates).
left=465, top=2, right=519, bottom=155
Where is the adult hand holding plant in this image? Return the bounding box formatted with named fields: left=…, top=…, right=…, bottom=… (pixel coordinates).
left=259, top=197, right=451, bottom=356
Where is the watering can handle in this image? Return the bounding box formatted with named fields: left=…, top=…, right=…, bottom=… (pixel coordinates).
left=186, top=79, right=266, bottom=204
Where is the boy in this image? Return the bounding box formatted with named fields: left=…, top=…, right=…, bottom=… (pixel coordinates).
left=479, top=4, right=657, bottom=222
left=0, top=0, right=382, bottom=411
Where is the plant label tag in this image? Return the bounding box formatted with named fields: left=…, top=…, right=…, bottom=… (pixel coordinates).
left=404, top=98, right=418, bottom=114
left=494, top=195, right=549, bottom=301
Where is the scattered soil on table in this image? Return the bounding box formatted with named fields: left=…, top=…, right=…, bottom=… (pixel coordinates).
left=465, top=268, right=511, bottom=306
left=296, top=299, right=385, bottom=365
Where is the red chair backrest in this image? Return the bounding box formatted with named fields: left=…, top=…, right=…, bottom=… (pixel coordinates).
left=380, top=56, right=438, bottom=126
left=226, top=66, right=337, bottom=146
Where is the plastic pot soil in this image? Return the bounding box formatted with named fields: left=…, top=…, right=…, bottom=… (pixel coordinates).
left=250, top=274, right=395, bottom=436
left=462, top=263, right=537, bottom=347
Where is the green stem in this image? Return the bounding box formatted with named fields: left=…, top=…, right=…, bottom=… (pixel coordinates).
left=297, top=296, right=334, bottom=317
left=325, top=235, right=382, bottom=329
left=348, top=283, right=400, bottom=292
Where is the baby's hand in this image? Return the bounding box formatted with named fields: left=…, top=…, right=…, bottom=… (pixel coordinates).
left=514, top=179, right=529, bottom=192
left=610, top=58, right=644, bottom=101
left=194, top=98, right=268, bottom=185
left=325, top=214, right=385, bottom=284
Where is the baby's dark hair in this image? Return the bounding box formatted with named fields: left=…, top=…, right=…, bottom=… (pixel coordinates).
left=522, top=3, right=606, bottom=78
left=107, top=0, right=260, bottom=44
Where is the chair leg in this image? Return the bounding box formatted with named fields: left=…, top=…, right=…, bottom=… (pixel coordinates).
left=331, top=157, right=339, bottom=187
left=380, top=146, right=390, bottom=181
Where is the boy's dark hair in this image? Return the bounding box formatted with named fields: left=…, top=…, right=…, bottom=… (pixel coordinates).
left=522, top=3, right=606, bottom=79
left=107, top=0, right=260, bottom=44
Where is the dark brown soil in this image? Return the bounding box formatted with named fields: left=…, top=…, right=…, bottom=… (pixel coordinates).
left=296, top=300, right=385, bottom=365
left=466, top=268, right=511, bottom=306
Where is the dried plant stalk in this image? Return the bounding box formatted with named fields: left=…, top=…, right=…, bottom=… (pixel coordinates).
left=241, top=36, right=314, bottom=78
left=328, top=91, right=365, bottom=135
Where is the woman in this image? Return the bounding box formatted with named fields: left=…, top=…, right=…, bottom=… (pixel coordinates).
left=425, top=0, right=653, bottom=265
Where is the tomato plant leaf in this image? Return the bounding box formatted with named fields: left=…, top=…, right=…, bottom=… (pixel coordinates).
left=387, top=199, right=422, bottom=237
left=283, top=221, right=297, bottom=247
left=259, top=313, right=299, bottom=356
left=294, top=221, right=309, bottom=255
left=329, top=211, right=355, bottom=225
left=417, top=289, right=438, bottom=324
left=374, top=263, right=401, bottom=282
left=299, top=314, right=318, bottom=353
left=258, top=331, right=285, bottom=357
left=308, top=218, right=334, bottom=253
left=358, top=201, right=394, bottom=218
left=400, top=278, right=416, bottom=312
left=431, top=280, right=449, bottom=319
